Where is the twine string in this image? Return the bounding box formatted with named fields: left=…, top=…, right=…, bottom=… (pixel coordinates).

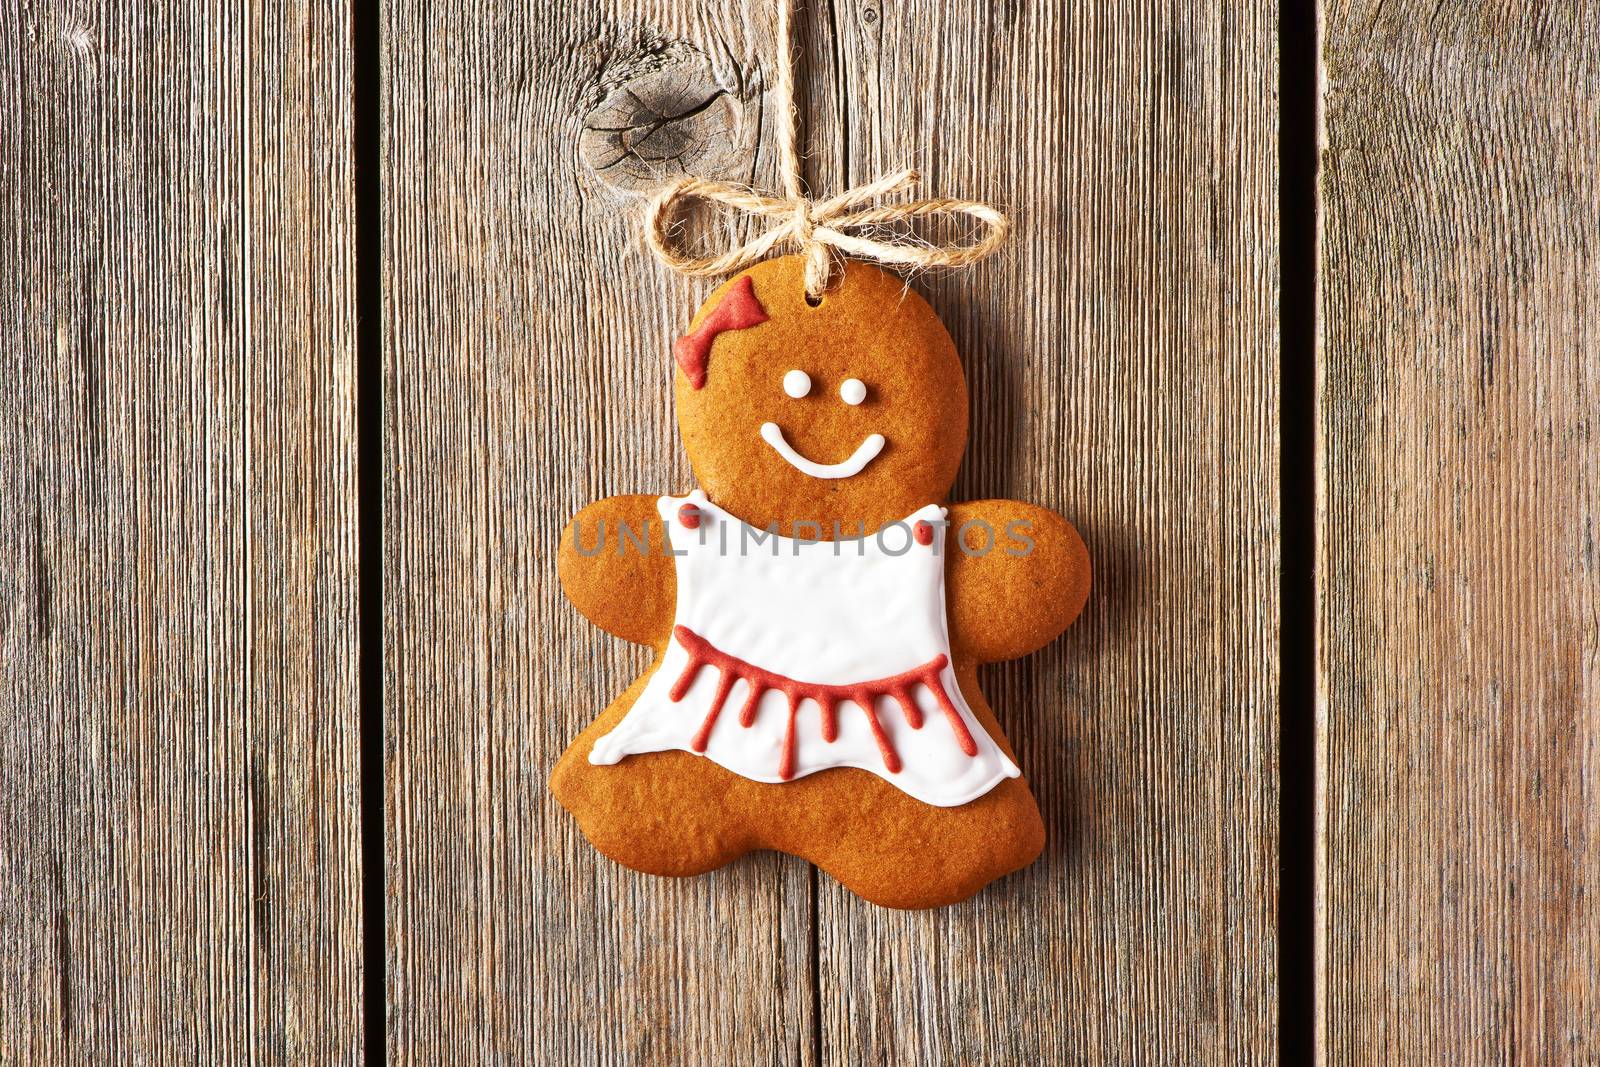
left=642, top=0, right=1010, bottom=298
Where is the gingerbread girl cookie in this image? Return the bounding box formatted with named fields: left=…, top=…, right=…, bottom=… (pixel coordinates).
left=552, top=256, right=1090, bottom=908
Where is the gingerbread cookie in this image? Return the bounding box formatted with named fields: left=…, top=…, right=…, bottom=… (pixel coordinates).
left=553, top=255, right=1090, bottom=908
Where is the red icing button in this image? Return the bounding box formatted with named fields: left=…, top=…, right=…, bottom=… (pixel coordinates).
left=678, top=503, right=702, bottom=529
left=913, top=520, right=934, bottom=546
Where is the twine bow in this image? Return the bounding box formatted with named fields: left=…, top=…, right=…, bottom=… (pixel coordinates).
left=641, top=1, right=1009, bottom=299
left=644, top=168, right=1010, bottom=300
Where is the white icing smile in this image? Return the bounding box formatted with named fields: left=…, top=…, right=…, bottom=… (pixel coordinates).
left=760, top=422, right=885, bottom=479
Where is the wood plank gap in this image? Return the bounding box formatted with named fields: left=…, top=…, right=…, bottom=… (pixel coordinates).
left=810, top=863, right=822, bottom=1067
left=354, top=0, right=387, bottom=1062
left=1280, top=0, right=1322, bottom=1061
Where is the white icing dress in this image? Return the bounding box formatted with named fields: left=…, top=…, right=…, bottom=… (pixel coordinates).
left=588, top=491, right=1022, bottom=807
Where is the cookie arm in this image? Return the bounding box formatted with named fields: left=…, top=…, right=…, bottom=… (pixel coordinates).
left=558, top=494, right=677, bottom=646
left=944, top=499, right=1091, bottom=663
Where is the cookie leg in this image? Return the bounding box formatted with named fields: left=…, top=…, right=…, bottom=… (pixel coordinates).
left=748, top=771, right=1045, bottom=909
left=550, top=742, right=763, bottom=877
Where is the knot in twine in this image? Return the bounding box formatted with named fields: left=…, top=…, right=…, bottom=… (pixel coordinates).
left=644, top=167, right=1010, bottom=300
left=642, top=0, right=1009, bottom=299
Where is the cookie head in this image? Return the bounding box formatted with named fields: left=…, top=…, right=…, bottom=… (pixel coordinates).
left=674, top=256, right=968, bottom=531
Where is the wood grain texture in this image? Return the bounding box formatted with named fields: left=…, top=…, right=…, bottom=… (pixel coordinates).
left=0, top=2, right=362, bottom=1062
left=384, top=0, right=1278, bottom=1062
left=381, top=3, right=814, bottom=1063
left=803, top=2, right=1280, bottom=1062
left=1320, top=2, right=1600, bottom=1061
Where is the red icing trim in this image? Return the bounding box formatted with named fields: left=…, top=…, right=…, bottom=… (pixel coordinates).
left=678, top=503, right=702, bottom=529
left=913, top=520, right=934, bottom=546
left=673, top=275, right=769, bottom=389
left=667, top=624, right=978, bottom=780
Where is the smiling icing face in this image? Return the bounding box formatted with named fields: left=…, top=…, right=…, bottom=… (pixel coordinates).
left=760, top=369, right=883, bottom=478
left=759, top=419, right=885, bottom=479
left=674, top=256, right=968, bottom=534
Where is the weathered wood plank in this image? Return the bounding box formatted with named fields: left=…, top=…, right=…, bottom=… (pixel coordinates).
left=804, top=2, right=1281, bottom=1062
left=1321, top=2, right=1600, bottom=1060
left=381, top=2, right=814, bottom=1062
left=0, top=2, right=361, bottom=1061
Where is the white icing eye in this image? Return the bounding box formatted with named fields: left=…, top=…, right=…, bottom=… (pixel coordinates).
left=839, top=378, right=867, bottom=406
left=782, top=369, right=812, bottom=398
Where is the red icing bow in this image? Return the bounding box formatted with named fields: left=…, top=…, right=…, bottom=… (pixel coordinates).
left=673, top=275, right=768, bottom=389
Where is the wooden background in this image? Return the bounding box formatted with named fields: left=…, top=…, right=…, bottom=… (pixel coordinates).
left=1, top=2, right=361, bottom=1062
left=2, top=0, right=1595, bottom=1063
